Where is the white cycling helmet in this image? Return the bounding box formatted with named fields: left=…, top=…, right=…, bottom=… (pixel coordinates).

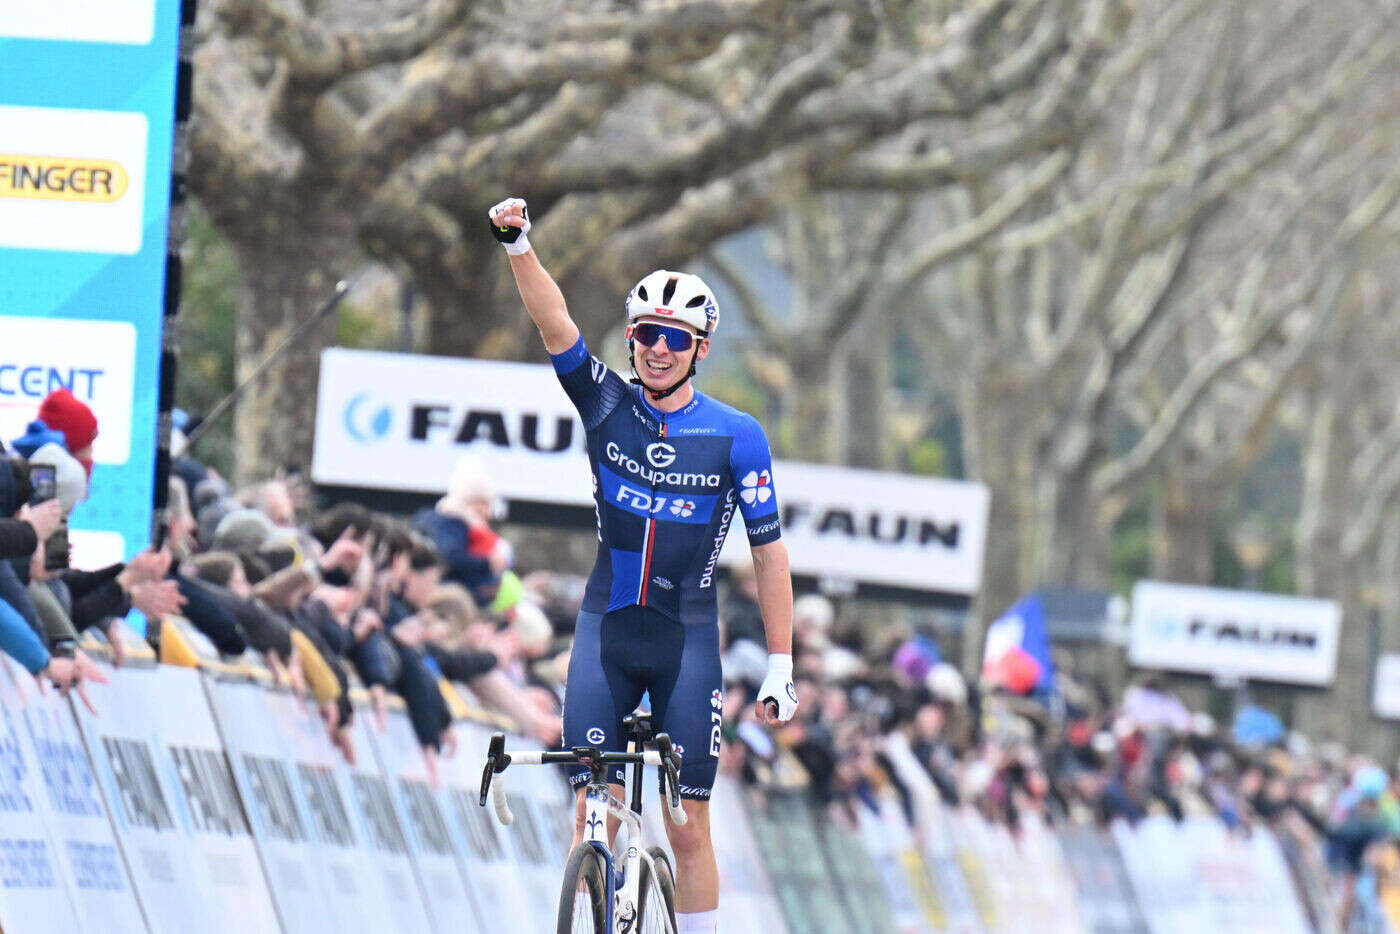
left=625, top=270, right=719, bottom=336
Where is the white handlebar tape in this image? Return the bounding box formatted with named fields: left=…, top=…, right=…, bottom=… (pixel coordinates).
left=492, top=778, right=514, bottom=825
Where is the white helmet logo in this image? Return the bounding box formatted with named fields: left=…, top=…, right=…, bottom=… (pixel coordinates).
left=646, top=442, right=677, bottom=468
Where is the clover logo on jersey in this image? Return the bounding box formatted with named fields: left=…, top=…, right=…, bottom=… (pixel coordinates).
left=711, top=689, right=723, bottom=710
left=669, top=499, right=696, bottom=517
left=739, top=470, right=772, bottom=505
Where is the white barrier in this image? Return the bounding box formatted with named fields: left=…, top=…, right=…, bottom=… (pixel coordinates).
left=0, top=658, right=1325, bottom=934
left=1114, top=816, right=1311, bottom=934
left=205, top=678, right=434, bottom=934
left=710, top=775, right=790, bottom=934
left=362, top=702, right=489, bottom=932
left=74, top=662, right=281, bottom=934
left=880, top=733, right=986, bottom=933
left=447, top=717, right=563, bottom=929
left=1, top=660, right=148, bottom=932
left=0, top=660, right=97, bottom=931
left=334, top=706, right=438, bottom=933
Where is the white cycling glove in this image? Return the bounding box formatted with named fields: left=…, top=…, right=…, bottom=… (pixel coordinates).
left=487, top=197, right=532, bottom=255
left=756, top=653, right=798, bottom=723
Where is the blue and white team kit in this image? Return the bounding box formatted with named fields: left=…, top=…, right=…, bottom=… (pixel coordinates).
left=551, top=336, right=780, bottom=798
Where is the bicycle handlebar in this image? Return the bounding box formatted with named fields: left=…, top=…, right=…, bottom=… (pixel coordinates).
left=478, top=733, right=687, bottom=826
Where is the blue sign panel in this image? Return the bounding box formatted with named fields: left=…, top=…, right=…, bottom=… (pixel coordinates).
left=0, top=1, right=181, bottom=576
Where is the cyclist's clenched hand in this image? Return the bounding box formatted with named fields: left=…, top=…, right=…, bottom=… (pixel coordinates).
left=487, top=197, right=531, bottom=254
left=755, top=653, right=797, bottom=725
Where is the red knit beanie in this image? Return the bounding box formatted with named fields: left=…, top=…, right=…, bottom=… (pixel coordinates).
left=38, top=389, right=99, bottom=462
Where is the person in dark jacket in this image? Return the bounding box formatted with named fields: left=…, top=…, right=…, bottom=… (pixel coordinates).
left=0, top=455, right=107, bottom=705
left=381, top=544, right=456, bottom=772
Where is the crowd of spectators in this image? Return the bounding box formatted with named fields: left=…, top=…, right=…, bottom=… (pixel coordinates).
left=714, top=579, right=1400, bottom=931
left=0, top=391, right=567, bottom=786
left=3, top=387, right=1399, bottom=928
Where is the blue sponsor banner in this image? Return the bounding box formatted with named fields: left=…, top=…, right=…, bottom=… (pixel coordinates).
left=598, top=464, right=720, bottom=524
left=0, top=1, right=181, bottom=593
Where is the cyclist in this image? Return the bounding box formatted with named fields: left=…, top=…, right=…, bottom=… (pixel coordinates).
left=489, top=197, right=798, bottom=934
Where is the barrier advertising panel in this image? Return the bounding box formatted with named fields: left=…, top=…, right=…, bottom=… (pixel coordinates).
left=0, top=0, right=181, bottom=570
left=747, top=788, right=888, bottom=931
left=1114, top=816, right=1311, bottom=934
left=854, top=791, right=948, bottom=933
left=362, top=704, right=485, bottom=932
left=334, top=709, right=437, bottom=933
left=712, top=775, right=789, bottom=934
left=74, top=663, right=280, bottom=934
left=206, top=678, right=430, bottom=934
left=446, top=718, right=560, bottom=930
left=1129, top=581, right=1340, bottom=685
left=0, top=660, right=145, bottom=932
left=0, top=662, right=86, bottom=932
left=880, top=734, right=987, bottom=934
left=1057, top=823, right=1148, bottom=934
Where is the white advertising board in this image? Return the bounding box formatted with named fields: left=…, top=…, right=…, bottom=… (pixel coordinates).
left=362, top=704, right=484, bottom=933
left=718, top=458, right=989, bottom=595
left=0, top=660, right=145, bottom=933
left=0, top=316, right=137, bottom=466
left=1373, top=654, right=1400, bottom=720
left=334, top=710, right=436, bottom=933
left=313, top=348, right=990, bottom=595
left=207, top=679, right=424, bottom=934
left=1128, top=581, right=1340, bottom=685
left=74, top=663, right=280, bottom=934
left=0, top=0, right=157, bottom=44
left=446, top=719, right=554, bottom=929
left=0, top=662, right=85, bottom=933
left=0, top=106, right=148, bottom=255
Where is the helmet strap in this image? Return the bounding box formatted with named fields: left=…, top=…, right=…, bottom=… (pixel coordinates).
left=628, top=336, right=705, bottom=402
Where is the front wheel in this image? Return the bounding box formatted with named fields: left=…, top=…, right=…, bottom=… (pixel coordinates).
left=558, top=843, right=608, bottom=934
left=637, top=846, right=678, bottom=933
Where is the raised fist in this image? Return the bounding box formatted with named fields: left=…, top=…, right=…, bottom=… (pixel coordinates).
left=487, top=197, right=531, bottom=254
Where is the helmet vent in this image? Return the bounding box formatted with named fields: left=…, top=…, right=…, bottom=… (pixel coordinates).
left=662, top=275, right=678, bottom=306
left=637, top=285, right=649, bottom=301
left=685, top=294, right=707, bottom=308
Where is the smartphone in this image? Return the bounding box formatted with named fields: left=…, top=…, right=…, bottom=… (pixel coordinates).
left=44, top=522, right=70, bottom=572
left=28, top=464, right=56, bottom=505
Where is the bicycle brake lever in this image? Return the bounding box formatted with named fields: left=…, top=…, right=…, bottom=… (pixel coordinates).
left=479, top=732, right=511, bottom=807
left=654, top=733, right=688, bottom=825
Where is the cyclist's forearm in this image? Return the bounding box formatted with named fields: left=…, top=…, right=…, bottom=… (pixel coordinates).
left=751, top=540, right=793, bottom=656
left=507, top=249, right=580, bottom=354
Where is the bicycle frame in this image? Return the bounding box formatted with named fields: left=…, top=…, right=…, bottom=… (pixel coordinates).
left=580, top=775, right=672, bottom=934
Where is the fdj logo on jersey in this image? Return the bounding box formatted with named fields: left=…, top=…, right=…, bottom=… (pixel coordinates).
left=615, top=483, right=699, bottom=518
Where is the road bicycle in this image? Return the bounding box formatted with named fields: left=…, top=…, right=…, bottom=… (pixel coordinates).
left=480, top=713, right=685, bottom=933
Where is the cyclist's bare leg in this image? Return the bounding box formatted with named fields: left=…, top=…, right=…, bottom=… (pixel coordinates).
left=662, top=798, right=717, bottom=913
left=571, top=783, right=626, bottom=849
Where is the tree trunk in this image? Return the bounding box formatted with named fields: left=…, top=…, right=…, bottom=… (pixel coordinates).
left=1293, top=395, right=1370, bottom=749
left=1042, top=457, right=1111, bottom=588
left=230, top=201, right=354, bottom=481
left=960, top=369, right=1039, bottom=675
left=783, top=345, right=846, bottom=464
left=1150, top=457, right=1219, bottom=585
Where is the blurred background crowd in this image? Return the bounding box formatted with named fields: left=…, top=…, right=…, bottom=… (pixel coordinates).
left=8, top=385, right=1400, bottom=930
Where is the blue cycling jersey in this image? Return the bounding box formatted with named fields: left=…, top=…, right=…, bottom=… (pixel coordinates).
left=551, top=336, right=781, bottom=625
